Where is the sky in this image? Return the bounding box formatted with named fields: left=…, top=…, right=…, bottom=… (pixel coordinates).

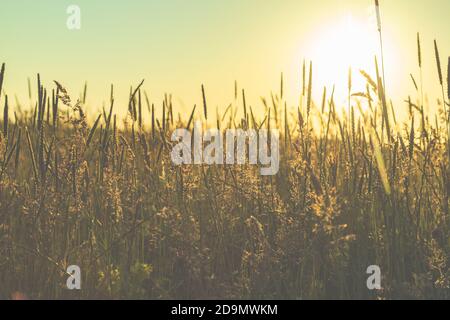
left=0, top=0, right=449, bottom=121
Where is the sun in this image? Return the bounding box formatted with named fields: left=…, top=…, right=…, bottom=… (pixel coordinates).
left=304, top=14, right=380, bottom=105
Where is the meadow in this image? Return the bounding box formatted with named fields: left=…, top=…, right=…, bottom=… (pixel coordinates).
left=0, top=33, right=449, bottom=299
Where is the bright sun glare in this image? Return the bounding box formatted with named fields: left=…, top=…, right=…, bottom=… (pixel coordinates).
left=306, top=14, right=380, bottom=105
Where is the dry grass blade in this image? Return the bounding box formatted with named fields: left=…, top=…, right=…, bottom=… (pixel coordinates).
left=447, top=56, right=450, bottom=102
left=371, top=125, right=391, bottom=195
left=0, top=63, right=5, bottom=99
left=186, top=105, right=196, bottom=130
left=410, top=74, right=418, bottom=91
left=351, top=92, right=370, bottom=100
left=302, top=59, right=306, bottom=97
left=321, top=87, right=327, bottom=113
left=128, top=79, right=145, bottom=121
left=242, top=89, right=247, bottom=120
left=360, top=70, right=377, bottom=91
left=434, top=40, right=443, bottom=86
left=280, top=73, right=284, bottom=100
left=375, top=0, right=381, bottom=31
left=409, top=116, right=415, bottom=159
left=14, top=128, right=21, bottom=173
left=86, top=114, right=102, bottom=148
left=417, top=33, right=422, bottom=68
left=201, top=84, right=207, bottom=120
left=3, top=95, right=8, bottom=138
left=375, top=56, right=391, bottom=140
left=25, top=127, right=38, bottom=180
left=151, top=103, right=155, bottom=140
left=82, top=82, right=87, bottom=104
left=307, top=61, right=313, bottom=117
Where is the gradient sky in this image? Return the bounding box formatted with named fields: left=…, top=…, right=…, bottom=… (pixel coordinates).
left=0, top=0, right=449, bottom=121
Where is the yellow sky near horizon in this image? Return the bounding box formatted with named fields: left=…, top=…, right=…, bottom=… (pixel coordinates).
left=0, top=0, right=448, bottom=123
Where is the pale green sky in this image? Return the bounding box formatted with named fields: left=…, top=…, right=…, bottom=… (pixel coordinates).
left=0, top=0, right=448, bottom=120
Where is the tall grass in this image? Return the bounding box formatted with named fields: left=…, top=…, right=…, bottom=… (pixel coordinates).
left=0, top=30, right=449, bottom=300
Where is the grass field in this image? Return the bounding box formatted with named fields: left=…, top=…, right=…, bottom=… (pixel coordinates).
left=0, top=32, right=449, bottom=299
